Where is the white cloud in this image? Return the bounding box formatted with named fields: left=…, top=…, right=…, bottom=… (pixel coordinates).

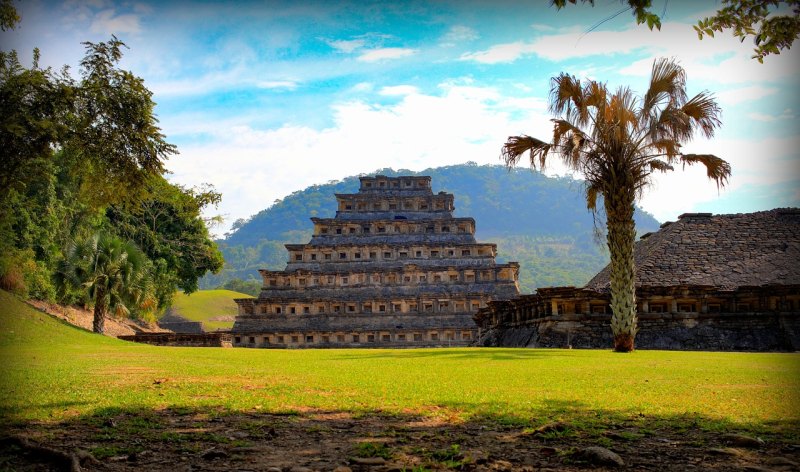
left=462, top=20, right=799, bottom=87
left=257, top=80, right=299, bottom=90
left=89, top=9, right=141, bottom=34
left=350, top=82, right=374, bottom=93
left=586, top=22, right=799, bottom=85
left=357, top=47, right=417, bottom=62
left=639, top=135, right=800, bottom=222
left=133, top=3, right=153, bottom=14
left=167, top=73, right=798, bottom=237
left=379, top=85, right=419, bottom=96
left=460, top=41, right=538, bottom=64
left=748, top=109, right=795, bottom=122
left=440, top=25, right=479, bottom=46
left=715, top=86, right=777, bottom=106
left=530, top=23, right=556, bottom=32
left=167, top=82, right=544, bottom=236
left=149, top=66, right=253, bottom=97
left=327, top=38, right=367, bottom=53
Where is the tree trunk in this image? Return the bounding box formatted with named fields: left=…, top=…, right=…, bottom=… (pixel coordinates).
left=93, top=289, right=107, bottom=334
left=605, top=186, right=638, bottom=352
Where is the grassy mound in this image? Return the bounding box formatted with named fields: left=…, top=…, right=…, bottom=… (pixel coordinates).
left=166, top=289, right=253, bottom=331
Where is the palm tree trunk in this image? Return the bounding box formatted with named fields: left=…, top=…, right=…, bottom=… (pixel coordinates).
left=605, top=187, right=638, bottom=352
left=93, top=289, right=107, bottom=334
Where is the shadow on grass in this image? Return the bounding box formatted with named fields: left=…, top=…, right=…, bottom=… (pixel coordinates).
left=0, top=401, right=94, bottom=420
left=2, top=401, right=798, bottom=471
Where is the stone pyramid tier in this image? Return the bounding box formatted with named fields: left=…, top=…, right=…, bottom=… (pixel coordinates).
left=232, top=175, right=520, bottom=348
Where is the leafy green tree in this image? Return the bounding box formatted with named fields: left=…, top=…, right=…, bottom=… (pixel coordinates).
left=217, top=278, right=262, bottom=297
left=502, top=58, right=731, bottom=351
left=71, top=37, right=177, bottom=205
left=1, top=37, right=176, bottom=208
left=0, top=48, right=73, bottom=200
left=0, top=35, right=201, bottom=314
left=695, top=0, right=800, bottom=62
left=553, top=0, right=800, bottom=62
left=0, top=0, right=19, bottom=31
left=58, top=234, right=155, bottom=333
left=105, top=176, right=224, bottom=307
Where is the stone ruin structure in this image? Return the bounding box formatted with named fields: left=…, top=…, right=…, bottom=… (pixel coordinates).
left=475, top=209, right=800, bottom=351
left=232, top=175, right=520, bottom=348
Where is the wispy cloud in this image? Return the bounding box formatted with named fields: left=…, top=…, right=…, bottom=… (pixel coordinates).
left=379, top=85, right=419, bottom=96
left=167, top=81, right=546, bottom=235
left=357, top=47, right=416, bottom=62
left=89, top=9, right=142, bottom=34
left=461, top=20, right=799, bottom=88
left=326, top=38, right=367, bottom=53
left=440, top=25, right=479, bottom=46
left=530, top=23, right=556, bottom=32
left=257, top=80, right=299, bottom=90
left=715, top=86, right=777, bottom=106
left=460, top=41, right=538, bottom=64
left=640, top=134, right=800, bottom=221
left=748, top=109, right=795, bottom=122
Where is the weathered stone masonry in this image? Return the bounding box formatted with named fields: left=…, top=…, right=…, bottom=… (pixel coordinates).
left=233, top=175, right=520, bottom=348
left=476, top=209, right=800, bottom=351
left=118, top=332, right=233, bottom=348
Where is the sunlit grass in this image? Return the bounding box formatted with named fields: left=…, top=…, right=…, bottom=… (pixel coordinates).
left=168, top=289, right=252, bottom=330
left=1, top=290, right=798, bottom=436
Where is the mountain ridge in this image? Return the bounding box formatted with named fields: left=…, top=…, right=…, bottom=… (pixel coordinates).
left=202, top=163, right=661, bottom=293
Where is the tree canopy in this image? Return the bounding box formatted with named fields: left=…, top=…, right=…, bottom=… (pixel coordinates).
left=0, top=0, right=19, bottom=31
left=553, top=0, right=800, bottom=62
left=1, top=32, right=221, bottom=322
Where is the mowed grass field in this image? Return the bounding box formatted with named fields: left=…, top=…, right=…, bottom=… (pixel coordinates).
left=1, top=290, right=799, bottom=437
left=166, top=289, right=252, bottom=331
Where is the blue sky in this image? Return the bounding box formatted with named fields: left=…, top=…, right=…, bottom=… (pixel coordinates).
left=3, top=0, right=799, bottom=236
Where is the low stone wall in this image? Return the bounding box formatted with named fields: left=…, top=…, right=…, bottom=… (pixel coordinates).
left=233, top=312, right=477, bottom=332
left=157, top=321, right=205, bottom=334
left=476, top=312, right=800, bottom=352
left=118, top=332, right=232, bottom=347
left=232, top=327, right=476, bottom=349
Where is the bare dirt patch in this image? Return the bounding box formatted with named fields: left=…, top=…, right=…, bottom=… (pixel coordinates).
left=27, top=300, right=168, bottom=337
left=1, top=409, right=798, bottom=471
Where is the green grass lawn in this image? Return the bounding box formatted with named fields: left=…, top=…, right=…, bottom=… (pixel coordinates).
left=1, top=290, right=798, bottom=438
left=167, top=289, right=252, bottom=331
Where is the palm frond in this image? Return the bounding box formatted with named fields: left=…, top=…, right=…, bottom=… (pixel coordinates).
left=501, top=135, right=551, bottom=169
left=648, top=159, right=674, bottom=173
left=647, top=105, right=690, bottom=143
left=646, top=138, right=682, bottom=160
left=552, top=119, right=594, bottom=171
left=585, top=183, right=600, bottom=212
left=550, top=73, right=585, bottom=122
left=681, top=153, right=732, bottom=189
left=681, top=91, right=722, bottom=139
left=584, top=80, right=607, bottom=110
left=641, top=57, right=686, bottom=116
left=606, top=88, right=637, bottom=142
left=552, top=119, right=587, bottom=145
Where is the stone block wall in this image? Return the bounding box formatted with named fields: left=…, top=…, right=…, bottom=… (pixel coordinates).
left=118, top=333, right=233, bottom=347
left=477, top=312, right=800, bottom=352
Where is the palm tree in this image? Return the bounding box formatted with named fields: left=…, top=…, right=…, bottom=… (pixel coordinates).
left=59, top=234, right=155, bottom=333
left=502, top=58, right=731, bottom=352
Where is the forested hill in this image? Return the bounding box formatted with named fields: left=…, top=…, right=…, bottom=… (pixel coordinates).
left=204, top=164, right=661, bottom=293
